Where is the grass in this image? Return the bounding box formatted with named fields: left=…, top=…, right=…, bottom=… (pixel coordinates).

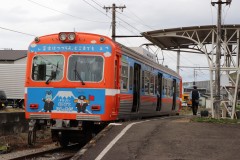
left=191, top=117, right=240, bottom=124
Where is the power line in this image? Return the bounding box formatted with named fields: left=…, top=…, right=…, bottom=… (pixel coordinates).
left=90, top=0, right=103, bottom=8
left=115, top=0, right=152, bottom=30
left=0, top=26, right=35, bottom=37
left=82, top=0, right=112, bottom=19
left=27, top=0, right=108, bottom=23
left=123, top=10, right=155, bottom=30
left=82, top=1, right=143, bottom=37
left=82, top=0, right=137, bottom=36
left=116, top=16, right=142, bottom=33
left=116, top=10, right=154, bottom=31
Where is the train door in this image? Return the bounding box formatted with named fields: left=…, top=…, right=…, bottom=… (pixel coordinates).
left=114, top=55, right=120, bottom=114
left=115, top=55, right=120, bottom=88
left=156, top=73, right=163, bottom=111
left=172, top=79, right=177, bottom=110
left=132, top=63, right=141, bottom=112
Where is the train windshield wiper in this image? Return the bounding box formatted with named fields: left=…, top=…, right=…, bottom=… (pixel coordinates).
left=74, top=62, right=85, bottom=85
left=46, top=75, right=53, bottom=84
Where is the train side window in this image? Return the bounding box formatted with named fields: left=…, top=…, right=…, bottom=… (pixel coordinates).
left=165, top=79, right=169, bottom=97
left=168, top=79, right=171, bottom=97
left=150, top=73, right=154, bottom=95
left=144, top=71, right=150, bottom=94
left=162, top=78, right=165, bottom=95
left=121, top=62, right=129, bottom=91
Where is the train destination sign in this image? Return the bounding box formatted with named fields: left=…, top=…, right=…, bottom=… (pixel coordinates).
left=29, top=44, right=112, bottom=53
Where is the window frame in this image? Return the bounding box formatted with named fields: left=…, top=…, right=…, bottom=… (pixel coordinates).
left=67, top=54, right=104, bottom=83
left=121, top=61, right=129, bottom=91
left=31, top=54, right=65, bottom=82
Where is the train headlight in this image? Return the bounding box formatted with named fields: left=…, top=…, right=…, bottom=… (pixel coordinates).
left=68, top=33, right=76, bottom=41
left=59, top=32, right=76, bottom=43
left=59, top=33, right=67, bottom=41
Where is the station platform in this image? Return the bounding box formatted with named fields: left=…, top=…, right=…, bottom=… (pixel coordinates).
left=71, top=115, right=240, bottom=160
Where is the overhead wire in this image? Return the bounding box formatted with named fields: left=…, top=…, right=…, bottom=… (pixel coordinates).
left=116, top=27, right=134, bottom=46
left=81, top=0, right=111, bottom=19
left=96, top=0, right=211, bottom=81
left=87, top=0, right=144, bottom=35
left=115, top=12, right=142, bottom=33
left=90, top=0, right=104, bottom=8
left=116, top=0, right=157, bottom=31
left=125, top=10, right=155, bottom=30
left=114, top=2, right=207, bottom=74
left=0, top=26, right=36, bottom=37
left=81, top=0, right=140, bottom=36
left=162, top=50, right=209, bottom=81
left=116, top=10, right=154, bottom=31
left=27, top=0, right=208, bottom=81
left=27, top=0, right=109, bottom=23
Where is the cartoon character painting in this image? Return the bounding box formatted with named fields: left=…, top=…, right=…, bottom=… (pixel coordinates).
left=42, top=90, right=54, bottom=112
left=75, top=95, right=89, bottom=113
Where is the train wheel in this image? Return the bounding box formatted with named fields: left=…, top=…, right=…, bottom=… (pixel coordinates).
left=28, top=129, right=36, bottom=146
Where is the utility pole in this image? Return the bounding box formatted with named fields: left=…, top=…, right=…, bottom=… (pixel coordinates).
left=103, top=3, right=126, bottom=41
left=211, top=0, right=232, bottom=119
left=176, top=49, right=180, bottom=74
left=193, top=68, right=196, bottom=86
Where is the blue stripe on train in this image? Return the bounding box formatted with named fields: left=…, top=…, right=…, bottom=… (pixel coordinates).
left=28, top=44, right=112, bottom=53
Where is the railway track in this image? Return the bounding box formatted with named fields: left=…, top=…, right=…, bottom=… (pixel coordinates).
left=9, top=124, right=108, bottom=160
left=10, top=144, right=81, bottom=160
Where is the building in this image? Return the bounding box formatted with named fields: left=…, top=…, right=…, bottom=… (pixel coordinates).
left=183, top=81, right=210, bottom=94
left=0, top=50, right=27, bottom=64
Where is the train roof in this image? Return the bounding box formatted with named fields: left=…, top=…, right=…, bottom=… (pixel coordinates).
left=118, top=43, right=181, bottom=79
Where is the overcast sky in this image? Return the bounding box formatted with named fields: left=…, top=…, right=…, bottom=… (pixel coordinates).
left=1, top=0, right=240, bottom=82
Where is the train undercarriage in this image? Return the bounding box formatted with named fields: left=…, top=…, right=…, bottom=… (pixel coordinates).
left=28, top=119, right=107, bottom=147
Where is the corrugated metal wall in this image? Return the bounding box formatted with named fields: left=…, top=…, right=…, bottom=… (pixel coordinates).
left=0, top=64, right=26, bottom=99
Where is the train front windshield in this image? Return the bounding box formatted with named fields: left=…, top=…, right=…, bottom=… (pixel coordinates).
left=68, top=55, right=104, bottom=82
left=31, top=55, right=64, bottom=81
left=31, top=54, right=104, bottom=83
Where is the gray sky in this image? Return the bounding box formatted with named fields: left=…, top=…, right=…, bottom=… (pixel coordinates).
left=0, top=0, right=239, bottom=82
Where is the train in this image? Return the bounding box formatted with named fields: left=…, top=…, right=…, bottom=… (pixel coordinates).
left=25, top=32, right=182, bottom=146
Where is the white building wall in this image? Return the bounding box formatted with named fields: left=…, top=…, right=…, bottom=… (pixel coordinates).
left=14, top=57, right=27, bottom=64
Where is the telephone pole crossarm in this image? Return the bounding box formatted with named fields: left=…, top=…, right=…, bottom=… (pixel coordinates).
left=103, top=3, right=126, bottom=41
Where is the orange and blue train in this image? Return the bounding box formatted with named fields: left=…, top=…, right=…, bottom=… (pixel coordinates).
left=25, top=32, right=182, bottom=146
